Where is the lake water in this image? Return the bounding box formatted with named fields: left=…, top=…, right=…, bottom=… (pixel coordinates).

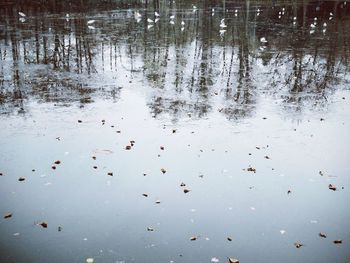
left=0, top=1, right=350, bottom=262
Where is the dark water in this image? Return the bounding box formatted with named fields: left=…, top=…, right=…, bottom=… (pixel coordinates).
left=0, top=1, right=350, bottom=263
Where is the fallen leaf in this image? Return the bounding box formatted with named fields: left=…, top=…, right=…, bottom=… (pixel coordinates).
left=319, top=232, right=327, bottom=238
left=39, top=222, right=48, bottom=228
left=4, top=213, right=12, bottom=219
left=328, top=184, right=337, bottom=191
left=333, top=240, right=342, bottom=244
left=183, top=189, right=190, bottom=194
left=228, top=258, right=239, bottom=263
left=18, top=177, right=25, bottom=181
left=294, top=242, right=303, bottom=248
left=161, top=168, right=166, bottom=174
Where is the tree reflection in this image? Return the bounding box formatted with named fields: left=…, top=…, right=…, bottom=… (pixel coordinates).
left=0, top=0, right=349, bottom=118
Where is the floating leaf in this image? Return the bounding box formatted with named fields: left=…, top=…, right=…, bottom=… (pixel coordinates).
left=39, top=222, right=48, bottom=228
left=319, top=232, right=327, bottom=238
left=328, top=184, right=337, bottom=191
left=228, top=258, right=239, bottom=263
left=294, top=242, right=303, bottom=248
left=18, top=177, right=25, bottom=181
left=333, top=240, right=342, bottom=244
left=4, top=213, right=12, bottom=219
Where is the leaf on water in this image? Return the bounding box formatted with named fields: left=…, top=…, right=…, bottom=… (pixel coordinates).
left=333, top=240, right=342, bottom=244
left=328, top=184, right=337, bottom=191
left=319, top=232, right=327, bottom=238
left=39, top=222, right=48, bottom=228
left=4, top=213, right=12, bottom=219
left=18, top=177, right=25, bottom=181
left=228, top=258, right=239, bottom=263
left=161, top=168, right=166, bottom=174
left=147, top=227, right=154, bottom=231
left=227, top=237, right=232, bottom=241
left=86, top=258, right=94, bottom=263
left=247, top=167, right=256, bottom=173
left=142, top=193, right=148, bottom=197
left=294, top=242, right=303, bottom=248
left=180, top=182, right=186, bottom=187
left=183, top=189, right=190, bottom=194
left=190, top=236, right=197, bottom=241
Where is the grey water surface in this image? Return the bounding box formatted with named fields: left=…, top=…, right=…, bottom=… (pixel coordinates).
left=0, top=1, right=350, bottom=262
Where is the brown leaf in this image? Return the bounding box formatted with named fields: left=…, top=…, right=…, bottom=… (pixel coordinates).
left=294, top=242, right=303, bottom=248
left=328, top=184, right=337, bottom=191
left=39, top=222, right=48, bottom=228
left=18, top=177, right=25, bottom=181
left=4, top=213, right=12, bottom=219
left=228, top=258, right=239, bottom=263
left=319, top=232, right=327, bottom=238
left=333, top=240, right=342, bottom=244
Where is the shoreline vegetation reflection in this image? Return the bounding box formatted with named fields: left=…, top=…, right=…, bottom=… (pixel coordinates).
left=0, top=1, right=349, bottom=120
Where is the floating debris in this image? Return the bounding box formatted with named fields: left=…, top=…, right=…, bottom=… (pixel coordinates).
left=93, top=166, right=98, bottom=169
left=319, top=232, right=327, bottom=238
left=280, top=230, right=286, bottom=235
left=87, top=20, right=95, bottom=25
left=172, top=129, right=176, bottom=133
left=18, top=177, right=25, bottom=181
left=319, top=171, right=324, bottom=176
left=0, top=173, right=3, bottom=176
left=4, top=213, right=12, bottom=219
left=39, top=222, right=48, bottom=228
left=328, top=184, right=337, bottom=191
left=333, top=240, right=342, bottom=244
left=228, top=258, right=239, bottom=263
left=294, top=242, right=303, bottom=248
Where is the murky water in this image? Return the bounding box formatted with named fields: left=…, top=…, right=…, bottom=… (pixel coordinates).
left=1, top=1, right=350, bottom=262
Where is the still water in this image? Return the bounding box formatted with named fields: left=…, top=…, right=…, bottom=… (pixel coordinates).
left=0, top=1, right=350, bottom=262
